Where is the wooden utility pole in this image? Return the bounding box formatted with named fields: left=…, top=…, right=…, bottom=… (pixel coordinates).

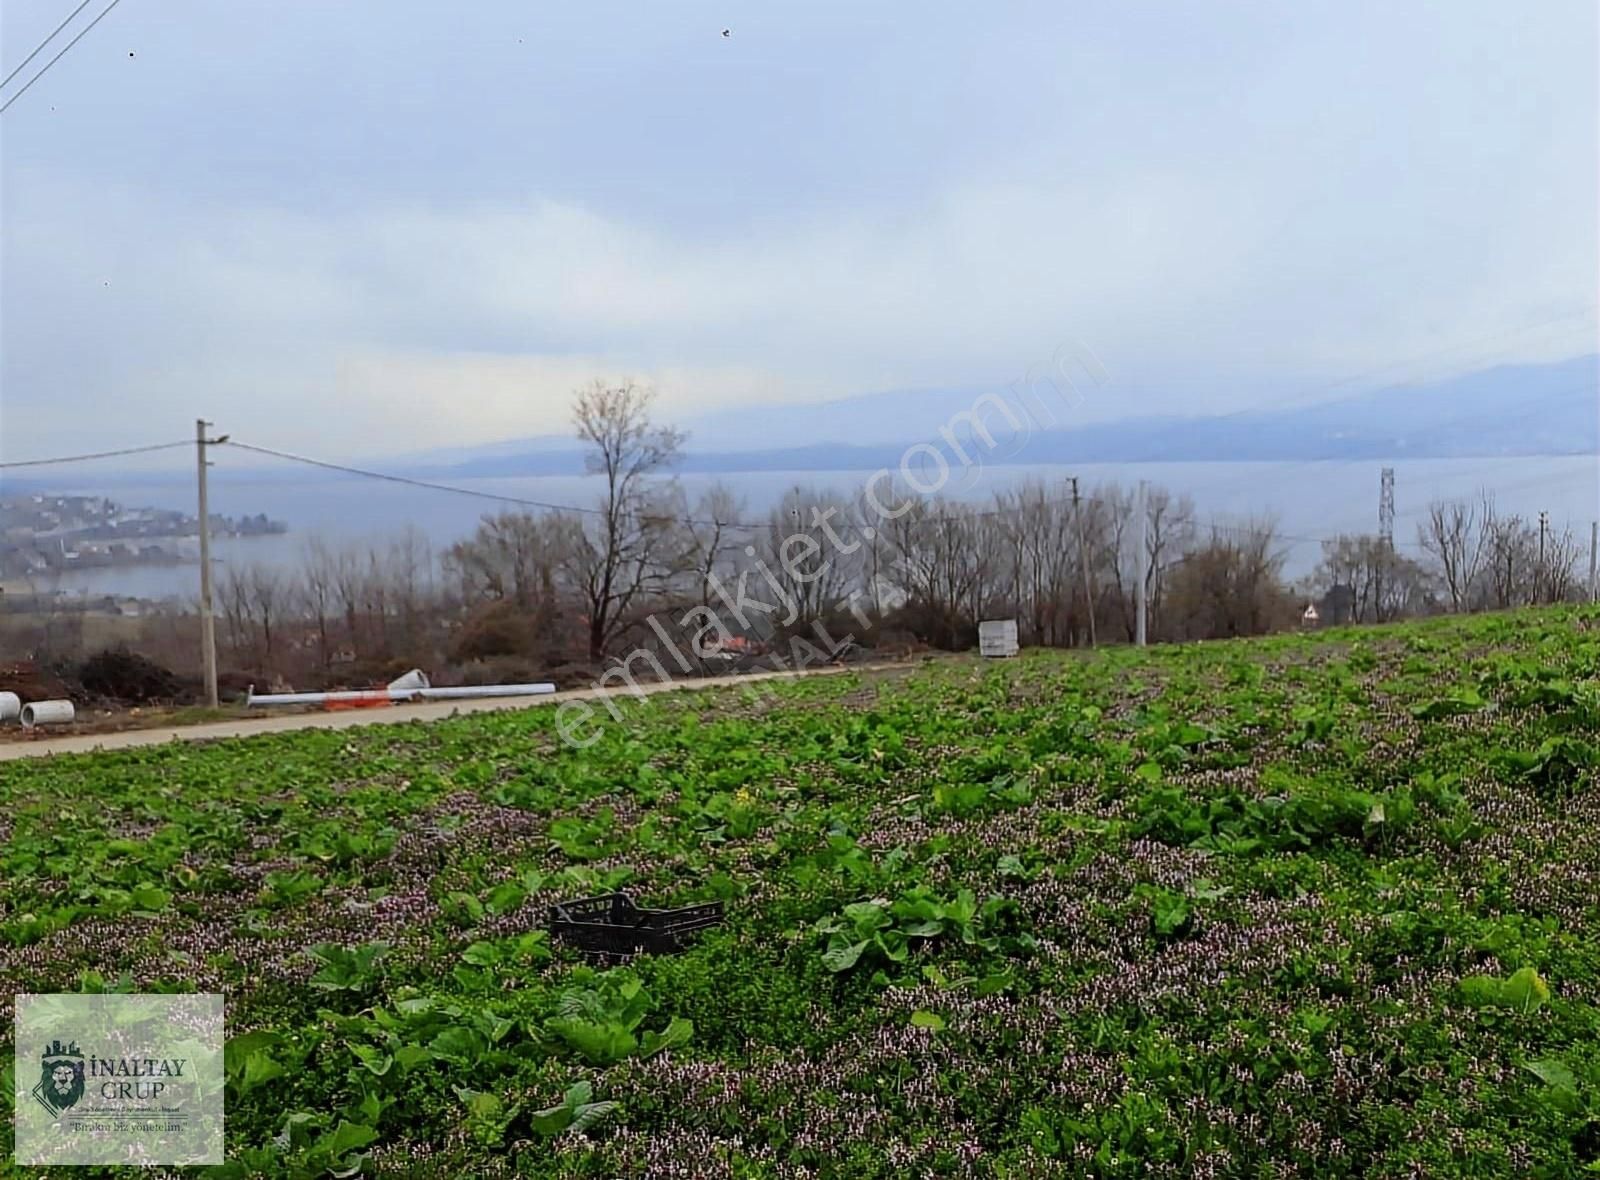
left=1071, top=477, right=1096, bottom=648
left=196, top=419, right=219, bottom=708
left=1135, top=479, right=1148, bottom=647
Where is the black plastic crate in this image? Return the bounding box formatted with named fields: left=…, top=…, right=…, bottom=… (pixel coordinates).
left=548, top=892, right=724, bottom=960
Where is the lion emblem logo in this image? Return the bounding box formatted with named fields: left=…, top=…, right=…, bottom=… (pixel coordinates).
left=31, top=1040, right=85, bottom=1118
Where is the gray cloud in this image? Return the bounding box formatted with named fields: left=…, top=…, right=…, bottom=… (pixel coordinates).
left=2, top=0, right=1594, bottom=459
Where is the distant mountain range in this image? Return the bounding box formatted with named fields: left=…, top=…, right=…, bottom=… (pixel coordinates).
left=402, top=354, right=1598, bottom=477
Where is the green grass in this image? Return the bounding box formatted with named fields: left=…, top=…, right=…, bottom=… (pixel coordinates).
left=3, top=607, right=1600, bottom=1177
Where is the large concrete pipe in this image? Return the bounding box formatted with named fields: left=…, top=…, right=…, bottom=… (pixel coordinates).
left=20, top=700, right=75, bottom=728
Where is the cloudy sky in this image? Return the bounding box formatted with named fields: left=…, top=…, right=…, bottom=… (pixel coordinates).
left=2, top=0, right=1595, bottom=460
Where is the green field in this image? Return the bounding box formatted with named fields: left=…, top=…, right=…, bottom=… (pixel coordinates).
left=4, top=609, right=1600, bottom=1177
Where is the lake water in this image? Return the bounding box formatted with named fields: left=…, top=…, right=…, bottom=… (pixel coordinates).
left=25, top=454, right=1599, bottom=601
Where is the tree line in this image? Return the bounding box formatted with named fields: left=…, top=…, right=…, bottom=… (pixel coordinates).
left=6, top=382, right=1591, bottom=689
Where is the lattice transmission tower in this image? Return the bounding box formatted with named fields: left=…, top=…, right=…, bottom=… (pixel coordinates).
left=1379, top=467, right=1395, bottom=550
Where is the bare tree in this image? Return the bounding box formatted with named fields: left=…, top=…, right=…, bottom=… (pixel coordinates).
left=852, top=494, right=895, bottom=622
left=445, top=512, right=577, bottom=608
left=1539, top=524, right=1585, bottom=603
left=755, top=486, right=862, bottom=632
left=569, top=380, right=688, bottom=661
left=880, top=497, right=997, bottom=648
left=994, top=480, right=1079, bottom=647
left=1144, top=484, right=1196, bottom=639
left=332, top=543, right=368, bottom=656
left=687, top=483, right=748, bottom=607
left=1102, top=484, right=1150, bottom=642
left=1165, top=520, right=1292, bottom=640
left=219, top=564, right=253, bottom=664
left=299, top=536, right=340, bottom=667
left=1482, top=509, right=1538, bottom=608
left=1316, top=534, right=1380, bottom=623
left=1417, top=496, right=1488, bottom=612
left=13, top=569, right=81, bottom=662
left=248, top=564, right=286, bottom=668
left=385, top=525, right=435, bottom=653
left=360, top=545, right=392, bottom=656
left=1315, top=533, right=1434, bottom=622
left=217, top=562, right=285, bottom=668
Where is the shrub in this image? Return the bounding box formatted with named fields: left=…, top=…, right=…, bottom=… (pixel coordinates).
left=76, top=646, right=185, bottom=704
left=450, top=601, right=541, bottom=662
left=452, top=656, right=546, bottom=687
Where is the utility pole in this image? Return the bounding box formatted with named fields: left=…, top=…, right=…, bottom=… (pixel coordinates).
left=1537, top=511, right=1548, bottom=606
left=1070, top=477, right=1097, bottom=648
left=1589, top=521, right=1597, bottom=603
left=196, top=419, right=222, bottom=708
left=1377, top=467, right=1395, bottom=622
left=1135, top=478, right=1148, bottom=647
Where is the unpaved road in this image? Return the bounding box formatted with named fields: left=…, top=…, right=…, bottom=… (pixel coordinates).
left=0, top=663, right=899, bottom=763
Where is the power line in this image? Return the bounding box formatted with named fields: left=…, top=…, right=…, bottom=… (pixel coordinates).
left=1196, top=516, right=1407, bottom=549
left=223, top=440, right=777, bottom=528
left=0, top=0, right=125, bottom=116
left=25, top=425, right=1551, bottom=565
left=222, top=437, right=1210, bottom=534
left=0, top=0, right=97, bottom=92
left=224, top=437, right=1292, bottom=533
left=226, top=435, right=1390, bottom=596
left=224, top=438, right=1093, bottom=530
left=0, top=439, right=190, bottom=469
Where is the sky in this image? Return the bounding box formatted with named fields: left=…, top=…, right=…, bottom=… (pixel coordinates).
left=1, top=0, right=1596, bottom=462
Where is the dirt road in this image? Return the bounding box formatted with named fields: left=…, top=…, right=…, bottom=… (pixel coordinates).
left=0, top=663, right=898, bottom=763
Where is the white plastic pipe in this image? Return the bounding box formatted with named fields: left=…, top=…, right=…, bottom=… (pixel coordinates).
left=244, top=688, right=394, bottom=707
left=21, top=699, right=75, bottom=728
left=414, top=684, right=556, bottom=700
left=244, top=683, right=556, bottom=707
left=0, top=692, right=20, bottom=722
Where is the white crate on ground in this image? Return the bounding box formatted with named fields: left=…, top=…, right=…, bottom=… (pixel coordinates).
left=978, top=619, right=1019, bottom=658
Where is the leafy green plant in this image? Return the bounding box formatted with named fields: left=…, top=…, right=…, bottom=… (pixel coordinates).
left=307, top=941, right=390, bottom=992
left=220, top=1113, right=379, bottom=1180
left=297, top=824, right=397, bottom=867
left=1412, top=687, right=1486, bottom=720
left=549, top=811, right=627, bottom=860
left=815, top=887, right=991, bottom=973
left=1140, top=886, right=1192, bottom=940
left=224, top=1030, right=302, bottom=1100
left=1458, top=966, right=1551, bottom=1013
left=1499, top=737, right=1598, bottom=795
left=259, top=867, right=323, bottom=908
left=542, top=970, right=693, bottom=1064
left=453, top=1085, right=524, bottom=1146
left=1524, top=1058, right=1584, bottom=1116
left=529, top=1080, right=621, bottom=1138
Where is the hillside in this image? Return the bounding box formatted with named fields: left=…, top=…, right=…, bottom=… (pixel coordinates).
left=2, top=608, right=1599, bottom=1175
left=409, top=353, right=1599, bottom=477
